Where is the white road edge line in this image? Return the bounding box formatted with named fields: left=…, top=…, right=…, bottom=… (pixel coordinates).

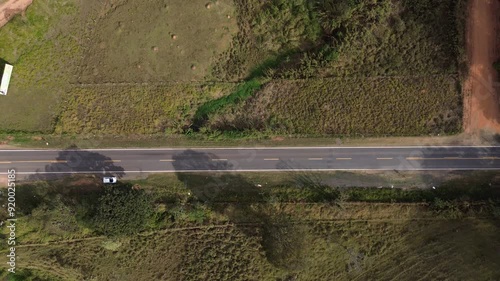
left=0, top=167, right=499, bottom=175
left=1, top=145, right=500, bottom=152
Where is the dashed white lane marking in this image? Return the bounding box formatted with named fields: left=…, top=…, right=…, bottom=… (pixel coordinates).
left=12, top=160, right=67, bottom=163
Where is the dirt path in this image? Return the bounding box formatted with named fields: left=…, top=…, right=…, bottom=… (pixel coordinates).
left=464, top=0, right=500, bottom=133
left=0, top=0, right=32, bottom=28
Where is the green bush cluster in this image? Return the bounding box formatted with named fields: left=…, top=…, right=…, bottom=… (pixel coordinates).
left=211, top=0, right=321, bottom=81
left=323, top=0, right=463, bottom=77
left=90, top=186, right=154, bottom=236
left=193, top=79, right=262, bottom=129
left=252, top=0, right=321, bottom=53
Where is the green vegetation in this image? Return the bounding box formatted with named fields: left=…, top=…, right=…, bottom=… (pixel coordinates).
left=193, top=78, right=262, bottom=129
left=253, top=0, right=320, bottom=52
left=211, top=0, right=321, bottom=81
left=89, top=186, right=154, bottom=236
left=0, top=0, right=237, bottom=135
left=318, top=0, right=465, bottom=77
left=207, top=76, right=461, bottom=135
left=203, top=0, right=465, bottom=136
left=0, top=0, right=466, bottom=137
left=1, top=171, right=499, bottom=280
left=9, top=215, right=500, bottom=280
left=0, top=268, right=60, bottom=281
left=55, top=84, right=232, bottom=134
left=0, top=0, right=79, bottom=132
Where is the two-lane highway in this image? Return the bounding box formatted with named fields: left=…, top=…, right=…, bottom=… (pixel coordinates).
left=0, top=146, right=500, bottom=178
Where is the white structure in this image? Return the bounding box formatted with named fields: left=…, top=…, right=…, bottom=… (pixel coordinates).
left=0, top=64, right=13, bottom=96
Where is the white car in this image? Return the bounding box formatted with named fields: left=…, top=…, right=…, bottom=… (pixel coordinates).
left=103, top=177, right=117, bottom=184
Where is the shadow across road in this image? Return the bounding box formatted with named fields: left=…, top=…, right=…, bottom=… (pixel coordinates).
left=172, top=149, right=261, bottom=206
left=28, top=145, right=125, bottom=181
left=172, top=149, right=305, bottom=269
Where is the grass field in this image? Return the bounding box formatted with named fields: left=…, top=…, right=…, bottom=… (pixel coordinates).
left=1, top=172, right=499, bottom=280
left=0, top=0, right=79, bottom=132
left=0, top=0, right=238, bottom=134
left=319, top=0, right=466, bottom=77
left=207, top=76, right=462, bottom=135
left=77, top=0, right=236, bottom=83
left=6, top=217, right=500, bottom=280
left=55, top=83, right=233, bottom=134
left=0, top=0, right=467, bottom=138
left=3, top=201, right=500, bottom=280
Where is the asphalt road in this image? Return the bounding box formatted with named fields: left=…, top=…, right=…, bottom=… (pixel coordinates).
left=0, top=146, right=499, bottom=179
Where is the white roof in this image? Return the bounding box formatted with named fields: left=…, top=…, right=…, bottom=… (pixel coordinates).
left=0, top=64, right=13, bottom=95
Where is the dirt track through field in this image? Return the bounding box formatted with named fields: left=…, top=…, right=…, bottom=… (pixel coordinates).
left=464, top=0, right=500, bottom=133
left=0, top=0, right=32, bottom=28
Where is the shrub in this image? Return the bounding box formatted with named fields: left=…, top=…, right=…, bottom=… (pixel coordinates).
left=90, top=185, right=154, bottom=236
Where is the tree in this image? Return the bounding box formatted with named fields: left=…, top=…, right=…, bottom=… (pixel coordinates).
left=90, top=185, right=153, bottom=236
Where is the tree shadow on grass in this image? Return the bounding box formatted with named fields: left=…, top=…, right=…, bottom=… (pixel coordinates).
left=27, top=145, right=125, bottom=181
left=172, top=149, right=263, bottom=219
left=172, top=149, right=305, bottom=269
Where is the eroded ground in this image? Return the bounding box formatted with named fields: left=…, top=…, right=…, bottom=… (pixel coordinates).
left=464, top=0, right=500, bottom=133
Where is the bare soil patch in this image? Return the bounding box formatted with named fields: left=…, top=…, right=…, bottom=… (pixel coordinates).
left=464, top=0, right=500, bottom=133
left=0, top=0, right=32, bottom=28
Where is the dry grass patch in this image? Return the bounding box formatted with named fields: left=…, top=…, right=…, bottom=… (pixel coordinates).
left=207, top=76, right=462, bottom=135
left=77, top=0, right=237, bottom=83
left=8, top=208, right=500, bottom=280
left=55, top=84, right=233, bottom=134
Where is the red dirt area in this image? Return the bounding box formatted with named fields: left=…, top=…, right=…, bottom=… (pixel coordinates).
left=0, top=0, right=32, bottom=28
left=464, top=0, right=500, bottom=133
